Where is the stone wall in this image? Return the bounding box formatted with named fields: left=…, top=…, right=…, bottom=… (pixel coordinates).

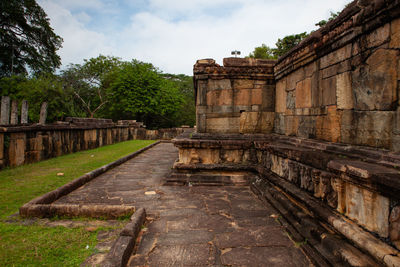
left=0, top=118, right=188, bottom=168
left=173, top=1, right=400, bottom=264
left=274, top=0, right=400, bottom=151
left=194, top=58, right=275, bottom=134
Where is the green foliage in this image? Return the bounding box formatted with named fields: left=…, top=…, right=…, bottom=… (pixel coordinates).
left=0, top=54, right=195, bottom=127
left=0, top=74, right=74, bottom=122
left=108, top=60, right=184, bottom=128
left=315, top=11, right=340, bottom=27
left=61, top=55, right=122, bottom=118
left=0, top=0, right=63, bottom=77
left=274, top=32, right=308, bottom=57
left=249, top=32, right=308, bottom=60
left=162, top=73, right=195, bottom=127
left=248, top=44, right=277, bottom=59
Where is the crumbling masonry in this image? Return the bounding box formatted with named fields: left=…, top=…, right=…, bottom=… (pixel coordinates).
left=171, top=1, right=400, bottom=266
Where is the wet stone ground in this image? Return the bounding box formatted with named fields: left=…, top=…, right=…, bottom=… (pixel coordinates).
left=55, top=143, right=311, bottom=266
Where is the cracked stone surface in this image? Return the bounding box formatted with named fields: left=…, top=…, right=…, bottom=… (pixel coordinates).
left=55, top=143, right=311, bottom=266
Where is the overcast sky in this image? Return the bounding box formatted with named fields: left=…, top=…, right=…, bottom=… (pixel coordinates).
left=38, top=0, right=350, bottom=75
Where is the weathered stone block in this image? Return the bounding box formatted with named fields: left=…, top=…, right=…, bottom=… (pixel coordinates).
left=220, top=150, right=244, bottom=163
left=286, top=68, right=304, bottom=91
left=298, top=116, right=316, bottom=138
left=304, top=62, right=317, bottom=77
left=321, top=76, right=337, bottom=106
left=207, top=90, right=233, bottom=106
left=345, top=183, right=389, bottom=238
left=286, top=91, right=295, bottom=109
left=390, top=18, right=400, bottom=48
left=336, top=72, right=354, bottom=109
left=320, top=44, right=352, bottom=69
left=275, top=79, right=287, bottom=113
left=21, top=100, right=28, bottom=124
left=206, top=117, right=240, bottom=133
left=367, top=22, right=390, bottom=48
left=311, top=72, right=320, bottom=107
left=208, top=79, right=231, bottom=90
left=1, top=96, right=10, bottom=125
left=10, top=100, right=18, bottom=125
left=178, top=148, right=220, bottom=164
left=261, top=85, right=274, bottom=111
left=274, top=113, right=285, bottom=135
left=284, top=116, right=298, bottom=136
left=196, top=81, right=207, bottom=106
left=295, top=78, right=312, bottom=108
left=352, top=49, right=398, bottom=111
left=233, top=79, right=254, bottom=89
left=8, top=133, right=26, bottom=167
left=239, top=112, right=274, bottom=134
left=316, top=105, right=342, bottom=142
left=354, top=111, right=394, bottom=148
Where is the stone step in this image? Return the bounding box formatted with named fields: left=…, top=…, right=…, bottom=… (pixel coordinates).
left=165, top=171, right=252, bottom=186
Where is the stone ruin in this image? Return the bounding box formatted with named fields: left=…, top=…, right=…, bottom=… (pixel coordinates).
left=170, top=1, right=400, bottom=266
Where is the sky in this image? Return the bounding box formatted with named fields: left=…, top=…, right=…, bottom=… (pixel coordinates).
left=38, top=0, right=351, bottom=75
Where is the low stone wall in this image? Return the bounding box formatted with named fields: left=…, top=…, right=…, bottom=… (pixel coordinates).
left=274, top=0, right=400, bottom=151
left=0, top=122, right=188, bottom=168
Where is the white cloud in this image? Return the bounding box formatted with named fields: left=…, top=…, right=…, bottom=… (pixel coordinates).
left=39, top=0, right=351, bottom=75
left=39, top=0, right=114, bottom=66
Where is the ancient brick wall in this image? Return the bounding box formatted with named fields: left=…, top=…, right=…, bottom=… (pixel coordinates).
left=0, top=120, right=187, bottom=168
left=194, top=58, right=275, bottom=134
left=274, top=0, right=400, bottom=151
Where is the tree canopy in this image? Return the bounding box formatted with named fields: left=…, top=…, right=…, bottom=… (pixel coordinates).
left=108, top=60, right=185, bottom=128
left=248, top=31, right=308, bottom=60
left=248, top=44, right=276, bottom=59
left=61, top=55, right=121, bottom=118
left=274, top=32, right=308, bottom=57
left=0, top=0, right=63, bottom=77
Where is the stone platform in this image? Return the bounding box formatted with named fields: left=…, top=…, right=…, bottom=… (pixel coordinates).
left=55, top=142, right=313, bottom=266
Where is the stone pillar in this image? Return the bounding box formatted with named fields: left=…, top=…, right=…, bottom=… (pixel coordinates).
left=1, top=96, right=10, bottom=125
left=21, top=100, right=28, bottom=124
left=10, top=100, right=18, bottom=125
left=39, top=102, right=48, bottom=124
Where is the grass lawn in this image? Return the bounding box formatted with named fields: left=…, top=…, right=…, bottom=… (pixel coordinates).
left=0, top=139, right=156, bottom=266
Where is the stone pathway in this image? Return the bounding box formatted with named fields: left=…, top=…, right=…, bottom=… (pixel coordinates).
left=56, top=143, right=312, bottom=266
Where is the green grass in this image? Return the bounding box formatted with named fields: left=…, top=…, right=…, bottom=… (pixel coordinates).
left=0, top=139, right=156, bottom=266
left=0, top=224, right=101, bottom=267
left=0, top=139, right=155, bottom=219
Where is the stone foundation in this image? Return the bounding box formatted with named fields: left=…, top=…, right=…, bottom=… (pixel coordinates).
left=172, top=134, right=400, bottom=265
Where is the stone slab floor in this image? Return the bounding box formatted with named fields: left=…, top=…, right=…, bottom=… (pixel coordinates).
left=55, top=142, right=312, bottom=266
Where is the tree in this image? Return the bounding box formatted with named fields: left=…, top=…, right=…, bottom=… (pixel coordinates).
left=61, top=55, right=121, bottom=118
left=315, top=11, right=340, bottom=27
left=162, top=73, right=196, bottom=127
left=0, top=0, right=63, bottom=77
left=248, top=44, right=277, bottom=59
left=274, top=32, right=308, bottom=57
left=108, top=60, right=184, bottom=128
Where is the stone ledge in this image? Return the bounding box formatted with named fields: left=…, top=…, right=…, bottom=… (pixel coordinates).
left=19, top=142, right=160, bottom=218
left=252, top=169, right=400, bottom=267
left=103, top=208, right=147, bottom=267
